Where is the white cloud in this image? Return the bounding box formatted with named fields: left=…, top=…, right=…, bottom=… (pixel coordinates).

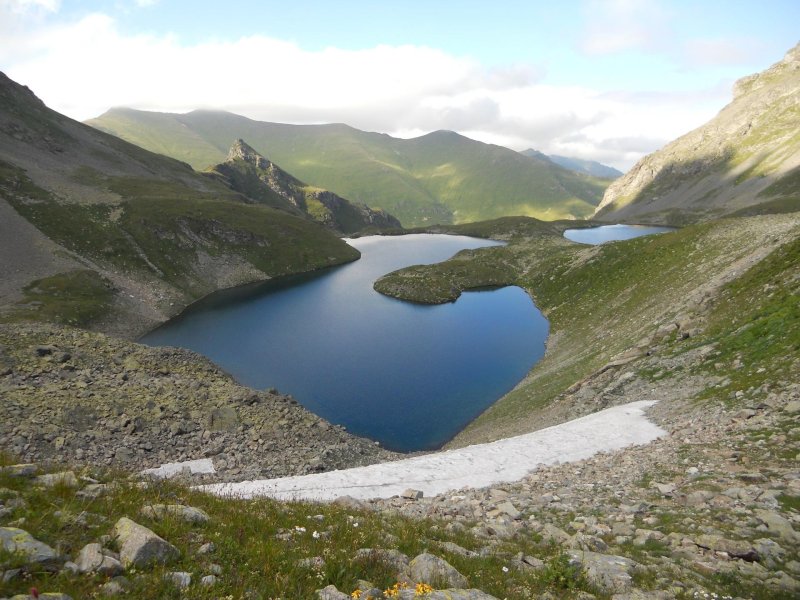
left=580, top=0, right=671, bottom=55
left=0, top=10, right=731, bottom=170
left=681, top=37, right=761, bottom=67
left=5, top=0, right=60, bottom=13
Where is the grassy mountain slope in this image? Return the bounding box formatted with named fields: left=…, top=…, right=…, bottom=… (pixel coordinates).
left=0, top=73, right=359, bottom=337
left=521, top=148, right=623, bottom=179
left=206, top=139, right=401, bottom=234
left=86, top=109, right=609, bottom=226
left=595, top=43, right=800, bottom=224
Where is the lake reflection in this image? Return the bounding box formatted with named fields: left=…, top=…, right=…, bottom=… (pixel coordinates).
left=564, top=224, right=675, bottom=245
left=141, top=235, right=548, bottom=452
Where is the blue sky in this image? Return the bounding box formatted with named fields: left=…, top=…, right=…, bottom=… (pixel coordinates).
left=1, top=0, right=798, bottom=169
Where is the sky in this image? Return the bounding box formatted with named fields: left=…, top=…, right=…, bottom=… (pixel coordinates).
left=1, top=0, right=798, bottom=170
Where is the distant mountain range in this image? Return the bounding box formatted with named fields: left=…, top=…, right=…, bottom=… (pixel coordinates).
left=86, top=110, right=612, bottom=227
left=595, top=43, right=800, bottom=224
left=519, top=149, right=623, bottom=179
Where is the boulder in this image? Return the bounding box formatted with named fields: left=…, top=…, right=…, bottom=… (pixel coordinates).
left=316, top=584, right=350, bottom=599
left=567, top=551, right=640, bottom=593
left=0, top=527, right=58, bottom=565
left=0, top=464, right=38, bottom=478
left=755, top=509, right=800, bottom=543
left=407, top=553, right=468, bottom=588
left=112, top=517, right=180, bottom=568
left=140, top=504, right=210, bottom=525
left=75, top=543, right=124, bottom=576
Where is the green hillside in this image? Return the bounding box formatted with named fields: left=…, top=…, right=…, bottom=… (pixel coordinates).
left=206, top=139, right=402, bottom=234
left=86, top=109, right=609, bottom=227
left=0, top=73, right=359, bottom=337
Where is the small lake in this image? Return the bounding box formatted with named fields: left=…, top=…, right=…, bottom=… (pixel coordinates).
left=564, top=224, right=674, bottom=245
left=141, top=234, right=548, bottom=452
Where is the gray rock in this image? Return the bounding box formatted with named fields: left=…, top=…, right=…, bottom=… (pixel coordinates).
left=401, top=488, right=423, bottom=500
left=355, top=548, right=410, bottom=576
left=408, top=553, right=468, bottom=588
left=0, top=527, right=58, bottom=565
left=0, top=464, right=37, bottom=478
left=568, top=551, right=640, bottom=593
left=784, top=400, right=800, bottom=414
left=755, top=509, right=800, bottom=543
left=166, top=571, right=192, bottom=588
left=496, top=501, right=521, bottom=519
left=541, top=523, right=571, bottom=545
left=435, top=541, right=478, bottom=558
left=76, top=484, right=111, bottom=500
left=316, top=584, right=351, bottom=599
left=75, top=543, right=124, bottom=576
left=100, top=577, right=130, bottom=596
left=651, top=482, right=677, bottom=496
left=112, top=517, right=180, bottom=568
left=197, top=541, right=216, bottom=554
left=35, top=471, right=79, bottom=488
left=140, top=504, right=210, bottom=524
left=753, top=538, right=786, bottom=568
left=694, top=534, right=759, bottom=561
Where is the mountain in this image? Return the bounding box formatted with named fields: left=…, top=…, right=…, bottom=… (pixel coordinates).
left=595, top=43, right=800, bottom=224
left=206, top=139, right=401, bottom=234
left=520, top=148, right=623, bottom=179
left=0, top=72, right=359, bottom=337
left=86, top=109, right=611, bottom=226
left=548, top=154, right=623, bottom=179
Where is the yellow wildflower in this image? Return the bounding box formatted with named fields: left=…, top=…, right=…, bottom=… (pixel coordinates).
left=414, top=582, right=434, bottom=596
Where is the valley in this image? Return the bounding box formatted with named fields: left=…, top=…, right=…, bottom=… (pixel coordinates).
left=1, top=39, right=799, bottom=600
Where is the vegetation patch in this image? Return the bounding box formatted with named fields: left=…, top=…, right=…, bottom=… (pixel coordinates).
left=8, top=269, right=114, bottom=327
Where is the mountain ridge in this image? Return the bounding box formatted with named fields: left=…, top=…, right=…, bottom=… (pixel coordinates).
left=594, top=42, right=800, bottom=224
left=206, top=139, right=402, bottom=234
left=520, top=148, right=623, bottom=179
left=0, top=72, right=359, bottom=338
left=86, top=108, right=611, bottom=226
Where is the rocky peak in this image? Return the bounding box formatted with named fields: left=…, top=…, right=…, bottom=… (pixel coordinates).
left=226, top=138, right=269, bottom=169
left=733, top=41, right=800, bottom=99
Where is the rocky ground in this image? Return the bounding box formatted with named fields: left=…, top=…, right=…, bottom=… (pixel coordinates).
left=0, top=322, right=398, bottom=483
left=363, top=348, right=800, bottom=598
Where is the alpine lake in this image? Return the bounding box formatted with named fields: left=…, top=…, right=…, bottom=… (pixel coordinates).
left=142, top=225, right=671, bottom=452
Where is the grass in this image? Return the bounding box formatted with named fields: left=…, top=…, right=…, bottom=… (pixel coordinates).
left=0, top=456, right=602, bottom=599
left=693, top=235, right=800, bottom=404
left=4, top=163, right=360, bottom=311
left=7, top=269, right=114, bottom=327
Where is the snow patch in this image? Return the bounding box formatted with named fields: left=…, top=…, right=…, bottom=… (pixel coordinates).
left=200, top=400, right=664, bottom=501
left=142, top=458, right=216, bottom=479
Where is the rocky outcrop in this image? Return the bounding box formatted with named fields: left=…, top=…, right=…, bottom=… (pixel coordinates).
left=0, top=322, right=399, bottom=482
left=595, top=43, right=800, bottom=224
left=209, top=139, right=402, bottom=234
left=112, top=517, right=180, bottom=569
left=0, top=527, right=58, bottom=566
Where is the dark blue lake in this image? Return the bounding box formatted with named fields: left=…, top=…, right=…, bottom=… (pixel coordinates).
left=141, top=234, right=548, bottom=452
left=564, top=224, right=675, bottom=245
